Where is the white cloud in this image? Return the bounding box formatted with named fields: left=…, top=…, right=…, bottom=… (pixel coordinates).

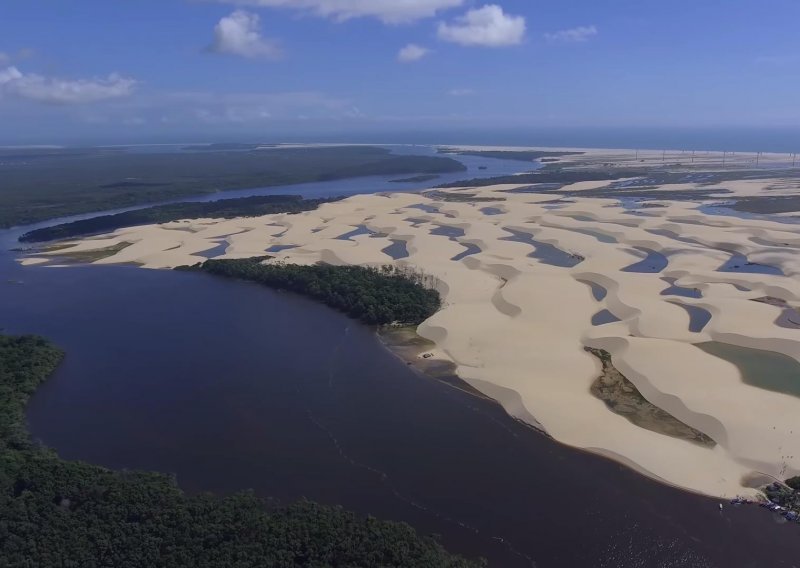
left=448, top=88, right=474, bottom=96
left=215, top=0, right=463, bottom=24
left=210, top=10, right=282, bottom=59
left=0, top=53, right=9, bottom=66
left=437, top=4, right=525, bottom=47
left=0, top=66, right=136, bottom=104
left=397, top=43, right=429, bottom=62
left=544, top=25, right=597, bottom=44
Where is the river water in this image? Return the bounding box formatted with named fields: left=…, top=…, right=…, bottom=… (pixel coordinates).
left=2, top=148, right=800, bottom=567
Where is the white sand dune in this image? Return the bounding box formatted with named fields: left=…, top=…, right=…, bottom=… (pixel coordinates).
left=29, top=170, right=800, bottom=499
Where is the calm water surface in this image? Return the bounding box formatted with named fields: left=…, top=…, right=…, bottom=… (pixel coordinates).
left=3, top=157, right=800, bottom=567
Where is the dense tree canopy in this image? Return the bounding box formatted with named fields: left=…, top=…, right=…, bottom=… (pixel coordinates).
left=190, top=259, right=442, bottom=326
left=0, top=335, right=480, bottom=567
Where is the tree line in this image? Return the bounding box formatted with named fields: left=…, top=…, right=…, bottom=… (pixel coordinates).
left=188, top=258, right=442, bottom=326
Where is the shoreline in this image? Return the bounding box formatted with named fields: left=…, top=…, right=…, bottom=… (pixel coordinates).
left=376, top=325, right=548, bottom=434
left=376, top=324, right=773, bottom=504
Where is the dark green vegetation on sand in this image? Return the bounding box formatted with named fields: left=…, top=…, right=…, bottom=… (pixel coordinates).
left=438, top=149, right=582, bottom=162
left=186, top=258, right=441, bottom=326
left=0, top=334, right=480, bottom=567
left=585, top=347, right=715, bottom=447
left=0, top=145, right=466, bottom=228
left=19, top=195, right=336, bottom=243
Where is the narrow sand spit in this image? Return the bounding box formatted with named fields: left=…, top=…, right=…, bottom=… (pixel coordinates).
left=29, top=175, right=800, bottom=499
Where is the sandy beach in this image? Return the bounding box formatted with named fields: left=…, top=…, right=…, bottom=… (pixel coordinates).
left=27, top=149, right=800, bottom=499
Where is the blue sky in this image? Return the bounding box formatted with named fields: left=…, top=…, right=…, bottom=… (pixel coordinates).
left=1, top=0, right=799, bottom=143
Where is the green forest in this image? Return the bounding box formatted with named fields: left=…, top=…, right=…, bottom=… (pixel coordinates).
left=20, top=195, right=337, bottom=243
left=186, top=258, right=442, bottom=326
left=0, top=145, right=465, bottom=228
left=0, top=334, right=480, bottom=567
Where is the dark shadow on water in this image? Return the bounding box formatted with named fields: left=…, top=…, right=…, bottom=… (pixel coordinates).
left=451, top=243, right=481, bottom=261
left=621, top=247, right=669, bottom=273
left=336, top=225, right=377, bottom=241
left=266, top=244, right=298, bottom=253
left=570, top=227, right=618, bottom=244
left=661, top=277, right=702, bottom=299
left=668, top=302, right=712, bottom=333
left=408, top=203, right=440, bottom=214
left=591, top=309, right=621, bottom=326
left=382, top=239, right=409, bottom=260
left=578, top=279, right=608, bottom=301
left=717, top=252, right=784, bottom=276
left=405, top=217, right=429, bottom=228
left=480, top=207, right=504, bottom=216
left=430, top=225, right=465, bottom=239
left=501, top=228, right=583, bottom=268
left=196, top=240, right=229, bottom=259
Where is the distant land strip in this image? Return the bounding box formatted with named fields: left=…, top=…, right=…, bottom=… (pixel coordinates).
left=0, top=145, right=466, bottom=228
left=19, top=195, right=337, bottom=243
left=437, top=148, right=584, bottom=162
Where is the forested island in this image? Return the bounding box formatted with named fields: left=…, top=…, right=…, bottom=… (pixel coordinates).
left=0, top=145, right=465, bottom=228
left=0, top=334, right=479, bottom=567
left=183, top=258, right=442, bottom=326
left=19, top=195, right=337, bottom=243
